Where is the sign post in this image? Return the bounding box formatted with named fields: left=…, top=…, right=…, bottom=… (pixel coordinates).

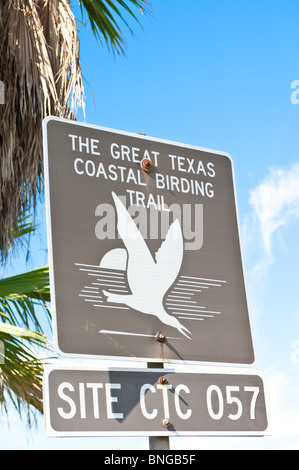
left=42, top=117, right=268, bottom=447
left=147, top=362, right=170, bottom=450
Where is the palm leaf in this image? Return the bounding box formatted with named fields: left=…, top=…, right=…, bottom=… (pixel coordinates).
left=0, top=266, right=51, bottom=334
left=11, top=214, right=36, bottom=241
left=9, top=213, right=37, bottom=265
left=78, top=0, right=152, bottom=54
left=0, top=324, right=50, bottom=422
left=0, top=266, right=50, bottom=301
left=0, top=0, right=84, bottom=259
left=0, top=0, right=151, bottom=258
left=0, top=212, right=52, bottom=423
left=0, top=274, right=52, bottom=424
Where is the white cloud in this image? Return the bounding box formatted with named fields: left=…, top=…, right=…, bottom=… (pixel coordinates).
left=248, top=163, right=299, bottom=257
left=265, top=368, right=299, bottom=447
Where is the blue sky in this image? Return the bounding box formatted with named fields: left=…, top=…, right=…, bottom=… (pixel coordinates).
left=2, top=0, right=299, bottom=450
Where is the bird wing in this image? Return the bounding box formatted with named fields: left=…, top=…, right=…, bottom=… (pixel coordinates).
left=112, top=192, right=154, bottom=279
left=154, top=219, right=184, bottom=291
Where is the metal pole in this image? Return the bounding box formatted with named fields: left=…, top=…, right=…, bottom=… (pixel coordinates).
left=147, top=362, right=170, bottom=451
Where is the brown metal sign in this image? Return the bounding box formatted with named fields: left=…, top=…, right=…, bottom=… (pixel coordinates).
left=43, top=366, right=269, bottom=437
left=43, top=117, right=255, bottom=365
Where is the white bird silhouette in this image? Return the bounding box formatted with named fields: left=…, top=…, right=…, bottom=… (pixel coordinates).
left=102, top=192, right=191, bottom=339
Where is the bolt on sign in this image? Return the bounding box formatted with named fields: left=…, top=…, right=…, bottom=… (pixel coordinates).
left=43, top=117, right=255, bottom=365
left=43, top=366, right=269, bottom=437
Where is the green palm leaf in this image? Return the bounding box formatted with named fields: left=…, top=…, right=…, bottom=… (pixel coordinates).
left=0, top=266, right=51, bottom=333
left=0, top=323, right=49, bottom=422
left=0, top=262, right=52, bottom=424
left=0, top=266, right=50, bottom=301
left=78, top=0, right=152, bottom=54
left=11, top=214, right=36, bottom=241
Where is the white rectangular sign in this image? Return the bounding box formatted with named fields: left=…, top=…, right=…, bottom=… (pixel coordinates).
left=43, top=366, right=269, bottom=437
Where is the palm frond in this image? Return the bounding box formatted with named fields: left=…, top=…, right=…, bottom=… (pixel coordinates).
left=0, top=0, right=84, bottom=259
left=0, top=0, right=151, bottom=258
left=0, top=266, right=50, bottom=301
left=0, top=217, right=52, bottom=424
left=11, top=214, right=36, bottom=241
left=78, top=0, right=152, bottom=54
left=0, top=271, right=52, bottom=424
left=0, top=324, right=50, bottom=422
left=0, top=266, right=51, bottom=333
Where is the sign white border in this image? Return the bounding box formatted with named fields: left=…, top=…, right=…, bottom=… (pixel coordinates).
left=43, top=116, right=256, bottom=367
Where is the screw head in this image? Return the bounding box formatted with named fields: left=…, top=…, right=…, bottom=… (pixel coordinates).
left=156, top=332, right=166, bottom=343
left=162, top=418, right=170, bottom=428
left=140, top=158, right=153, bottom=173
left=159, top=376, right=167, bottom=384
